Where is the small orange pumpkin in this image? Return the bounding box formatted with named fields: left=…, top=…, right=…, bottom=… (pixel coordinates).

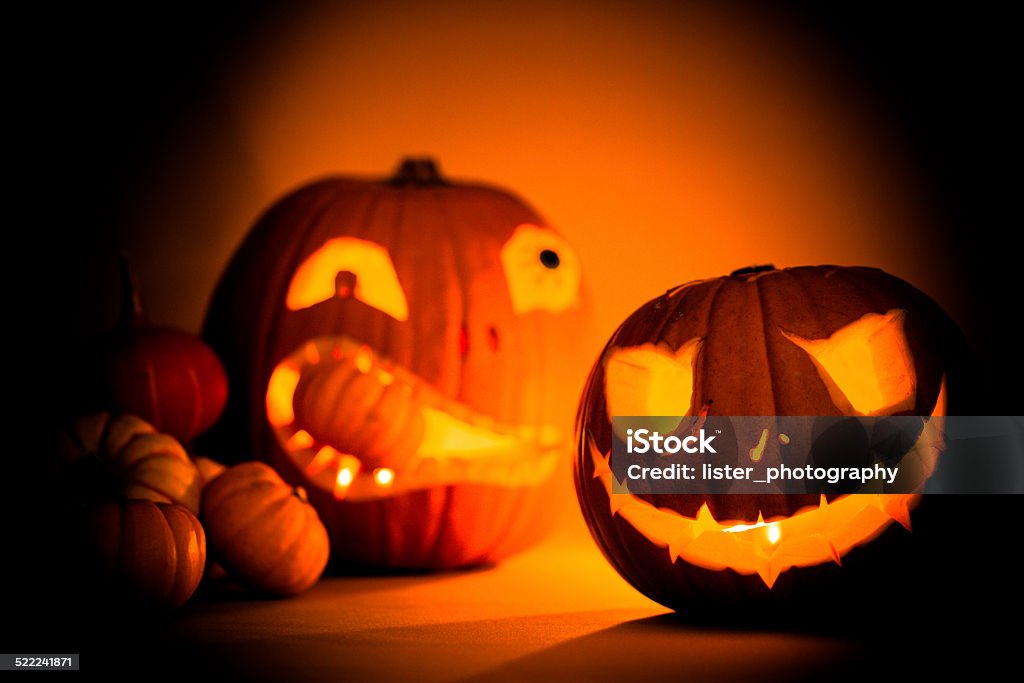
left=92, top=258, right=228, bottom=442
left=202, top=461, right=329, bottom=595
left=61, top=412, right=201, bottom=515
left=85, top=500, right=206, bottom=608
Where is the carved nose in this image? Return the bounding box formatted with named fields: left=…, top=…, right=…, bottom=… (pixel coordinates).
left=335, top=270, right=357, bottom=298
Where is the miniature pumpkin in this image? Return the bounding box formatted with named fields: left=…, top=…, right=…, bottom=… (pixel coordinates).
left=194, top=456, right=226, bottom=487
left=93, top=258, right=228, bottom=442
left=575, top=265, right=972, bottom=609
left=85, top=500, right=205, bottom=608
left=62, top=412, right=201, bottom=515
left=202, top=461, right=329, bottom=595
left=203, top=158, right=588, bottom=568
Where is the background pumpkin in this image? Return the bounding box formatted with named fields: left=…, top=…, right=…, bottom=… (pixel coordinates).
left=90, top=258, right=228, bottom=442
left=202, top=158, right=589, bottom=569
left=575, top=265, right=974, bottom=610
left=84, top=500, right=205, bottom=609
left=202, top=461, right=329, bottom=596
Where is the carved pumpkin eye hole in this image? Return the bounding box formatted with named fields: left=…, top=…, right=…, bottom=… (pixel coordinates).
left=539, top=249, right=560, bottom=269
left=501, top=224, right=581, bottom=314
left=603, top=338, right=703, bottom=420
left=782, top=309, right=916, bottom=416
left=285, top=237, right=409, bottom=321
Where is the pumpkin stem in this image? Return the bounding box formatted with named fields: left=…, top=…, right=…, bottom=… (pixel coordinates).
left=118, top=255, right=147, bottom=326
left=731, top=264, right=776, bottom=277
left=391, top=157, right=446, bottom=186
left=294, top=486, right=310, bottom=505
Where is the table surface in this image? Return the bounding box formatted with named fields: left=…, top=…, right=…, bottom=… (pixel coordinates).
left=162, top=516, right=872, bottom=683
left=15, top=495, right=1017, bottom=681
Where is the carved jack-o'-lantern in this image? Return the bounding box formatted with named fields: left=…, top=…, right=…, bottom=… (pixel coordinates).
left=204, top=159, right=587, bottom=568
left=575, top=265, right=971, bottom=608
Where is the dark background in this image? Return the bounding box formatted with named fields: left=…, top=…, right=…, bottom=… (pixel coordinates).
left=8, top=0, right=1021, bottom=676
left=15, top=0, right=1021, bottom=413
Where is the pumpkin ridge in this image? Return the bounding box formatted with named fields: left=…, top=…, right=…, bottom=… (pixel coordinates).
left=115, top=433, right=187, bottom=470
left=694, top=276, right=731, bottom=411
left=169, top=503, right=206, bottom=606
left=467, top=469, right=527, bottom=562
left=121, top=471, right=179, bottom=504
left=427, top=487, right=456, bottom=566
left=753, top=273, right=779, bottom=417
left=210, top=488, right=293, bottom=563
left=204, top=478, right=287, bottom=524
left=158, top=505, right=190, bottom=604
left=101, top=414, right=150, bottom=458
left=610, top=484, right=666, bottom=603
left=253, top=503, right=322, bottom=593
left=432, top=188, right=471, bottom=404
left=830, top=267, right=890, bottom=309
left=128, top=502, right=175, bottom=604
left=185, top=361, right=204, bottom=444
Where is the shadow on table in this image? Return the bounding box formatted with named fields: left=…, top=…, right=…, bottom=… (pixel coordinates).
left=455, top=612, right=859, bottom=683
left=457, top=602, right=1019, bottom=683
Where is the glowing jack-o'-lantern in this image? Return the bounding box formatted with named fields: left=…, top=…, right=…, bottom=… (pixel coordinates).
left=575, top=265, right=971, bottom=608
left=204, top=158, right=587, bottom=568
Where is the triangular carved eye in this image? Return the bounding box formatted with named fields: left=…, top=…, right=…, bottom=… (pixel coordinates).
left=782, top=309, right=916, bottom=416
left=603, top=338, right=702, bottom=419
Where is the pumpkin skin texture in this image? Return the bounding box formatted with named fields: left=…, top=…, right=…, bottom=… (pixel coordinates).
left=575, top=265, right=972, bottom=611
left=61, top=412, right=201, bottom=515
left=194, top=456, right=227, bottom=488
left=202, top=462, right=329, bottom=596
left=85, top=500, right=206, bottom=609
left=202, top=158, right=587, bottom=569
left=95, top=258, right=228, bottom=442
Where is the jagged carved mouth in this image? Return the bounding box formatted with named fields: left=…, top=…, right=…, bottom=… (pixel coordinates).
left=266, top=335, right=563, bottom=500
left=588, top=379, right=946, bottom=588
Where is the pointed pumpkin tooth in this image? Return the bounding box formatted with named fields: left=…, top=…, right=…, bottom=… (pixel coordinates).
left=884, top=498, right=913, bottom=531
left=667, top=530, right=694, bottom=562
left=829, top=541, right=843, bottom=566
left=286, top=429, right=315, bottom=452
left=608, top=489, right=633, bottom=515
left=692, top=503, right=720, bottom=538
left=756, top=559, right=781, bottom=589
left=588, top=435, right=612, bottom=480
left=306, top=445, right=338, bottom=477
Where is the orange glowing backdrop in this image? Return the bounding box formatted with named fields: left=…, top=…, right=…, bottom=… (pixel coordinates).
left=117, top=0, right=950, bottom=354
